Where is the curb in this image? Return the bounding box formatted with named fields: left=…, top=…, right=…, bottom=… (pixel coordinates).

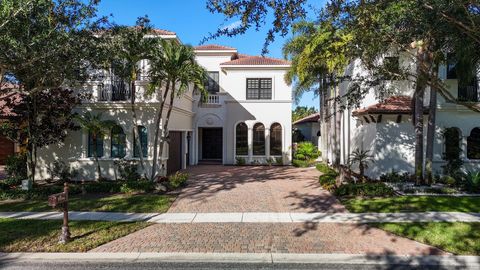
left=1, top=252, right=479, bottom=267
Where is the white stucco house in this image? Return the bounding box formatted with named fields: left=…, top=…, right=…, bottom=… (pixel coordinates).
left=34, top=32, right=292, bottom=180
left=320, top=53, right=480, bottom=179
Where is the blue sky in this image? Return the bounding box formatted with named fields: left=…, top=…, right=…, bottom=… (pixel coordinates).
left=96, top=0, right=322, bottom=110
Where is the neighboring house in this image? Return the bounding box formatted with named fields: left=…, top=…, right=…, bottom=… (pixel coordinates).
left=34, top=34, right=292, bottom=180
left=292, top=113, right=320, bottom=147
left=0, top=85, right=21, bottom=165
left=320, top=54, right=480, bottom=179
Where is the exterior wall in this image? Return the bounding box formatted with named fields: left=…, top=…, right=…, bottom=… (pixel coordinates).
left=35, top=81, right=194, bottom=180
left=320, top=55, right=480, bottom=179
left=293, top=122, right=320, bottom=146
left=193, top=53, right=293, bottom=165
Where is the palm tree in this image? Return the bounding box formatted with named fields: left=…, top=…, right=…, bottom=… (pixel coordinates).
left=108, top=20, right=160, bottom=178
left=75, top=112, right=116, bottom=181
left=349, top=149, right=374, bottom=182
left=148, top=40, right=207, bottom=180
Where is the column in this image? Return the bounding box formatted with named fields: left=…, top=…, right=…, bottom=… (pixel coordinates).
left=462, top=135, right=468, bottom=160
left=248, top=127, right=253, bottom=163
left=265, top=127, right=271, bottom=158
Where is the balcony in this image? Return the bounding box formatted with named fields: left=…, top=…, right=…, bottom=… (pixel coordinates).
left=458, top=81, right=479, bottom=102
left=205, top=95, right=220, bottom=104
left=98, top=80, right=131, bottom=102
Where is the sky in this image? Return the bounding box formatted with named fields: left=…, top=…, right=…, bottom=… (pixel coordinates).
left=96, top=0, right=323, bottom=110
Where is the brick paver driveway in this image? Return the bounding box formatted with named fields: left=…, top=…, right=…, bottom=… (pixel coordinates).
left=91, top=165, right=446, bottom=255
left=169, top=165, right=346, bottom=213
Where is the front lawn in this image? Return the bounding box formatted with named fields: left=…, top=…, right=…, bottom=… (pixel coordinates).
left=372, top=222, right=480, bottom=255
left=342, top=196, right=480, bottom=213
left=0, top=193, right=175, bottom=213
left=0, top=218, right=149, bottom=252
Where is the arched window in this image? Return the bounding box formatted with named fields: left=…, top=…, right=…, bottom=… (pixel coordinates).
left=111, top=125, right=126, bottom=158
left=270, top=123, right=282, bottom=156
left=467, top=128, right=480, bottom=159
left=235, top=122, right=248, bottom=155
left=444, top=128, right=461, bottom=160
left=88, top=132, right=104, bottom=158
left=133, top=126, right=148, bottom=158
left=253, top=123, right=265, bottom=155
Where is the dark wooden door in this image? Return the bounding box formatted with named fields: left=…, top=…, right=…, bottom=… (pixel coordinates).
left=202, top=128, right=222, bottom=160
left=0, top=136, right=14, bottom=165
left=167, top=131, right=182, bottom=175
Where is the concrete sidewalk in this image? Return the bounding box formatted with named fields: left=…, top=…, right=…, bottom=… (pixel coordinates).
left=1, top=211, right=479, bottom=223
left=1, top=252, right=479, bottom=269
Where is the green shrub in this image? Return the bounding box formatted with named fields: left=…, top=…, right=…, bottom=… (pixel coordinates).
left=3, top=177, right=22, bottom=187
left=334, top=182, right=394, bottom=197
left=0, top=182, right=9, bottom=191
left=316, top=163, right=335, bottom=174
left=275, top=157, right=283, bottom=165
left=0, top=184, right=80, bottom=200
left=464, top=171, right=480, bottom=193
left=235, top=157, right=246, bottom=166
left=84, top=181, right=122, bottom=193
left=440, top=175, right=457, bottom=187
left=114, top=159, right=141, bottom=181
left=294, top=142, right=320, bottom=161
left=48, top=160, right=79, bottom=182
left=5, top=154, right=27, bottom=179
left=168, top=172, right=189, bottom=190
left=120, top=180, right=154, bottom=194
left=317, top=163, right=339, bottom=191
left=379, top=170, right=411, bottom=183
left=292, top=159, right=308, bottom=167
left=319, top=173, right=337, bottom=191
left=265, top=157, right=275, bottom=165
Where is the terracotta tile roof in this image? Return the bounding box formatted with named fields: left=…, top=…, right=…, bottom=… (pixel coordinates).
left=352, top=95, right=427, bottom=116
left=293, top=113, right=320, bottom=125
left=194, top=44, right=236, bottom=51
left=220, top=55, right=290, bottom=66
left=149, top=28, right=176, bottom=35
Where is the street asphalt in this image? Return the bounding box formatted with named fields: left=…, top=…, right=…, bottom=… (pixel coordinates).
left=0, top=261, right=470, bottom=270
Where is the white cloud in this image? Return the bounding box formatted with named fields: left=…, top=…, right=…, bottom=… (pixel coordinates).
left=222, top=20, right=242, bottom=31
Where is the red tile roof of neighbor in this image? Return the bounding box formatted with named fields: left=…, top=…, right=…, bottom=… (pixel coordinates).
left=293, top=113, right=320, bottom=125
left=194, top=44, right=237, bottom=51
left=221, top=55, right=291, bottom=66
left=149, top=28, right=176, bottom=35
left=352, top=95, right=428, bottom=116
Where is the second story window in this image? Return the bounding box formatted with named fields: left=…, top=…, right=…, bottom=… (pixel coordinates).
left=447, top=53, right=458, bottom=79
left=206, top=71, right=219, bottom=93
left=246, top=78, right=272, bottom=100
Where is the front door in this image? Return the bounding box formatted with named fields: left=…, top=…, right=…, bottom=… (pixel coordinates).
left=167, top=131, right=182, bottom=175
left=202, top=128, right=222, bottom=160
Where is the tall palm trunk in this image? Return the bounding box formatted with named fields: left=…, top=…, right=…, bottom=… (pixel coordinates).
left=334, top=77, right=341, bottom=167
left=414, top=85, right=425, bottom=185
left=93, top=134, right=101, bottom=181
left=425, top=65, right=438, bottom=184
left=151, top=81, right=170, bottom=181
left=130, top=80, right=147, bottom=178
left=158, top=82, right=176, bottom=176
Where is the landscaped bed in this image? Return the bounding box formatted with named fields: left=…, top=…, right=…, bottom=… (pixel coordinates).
left=0, top=218, right=149, bottom=252
left=342, top=196, right=480, bottom=213
left=371, top=222, right=480, bottom=255
left=0, top=193, right=175, bottom=213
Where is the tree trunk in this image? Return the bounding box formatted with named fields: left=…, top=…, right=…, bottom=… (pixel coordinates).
left=334, top=76, right=341, bottom=167
left=130, top=80, right=147, bottom=179
left=158, top=82, right=176, bottom=176
left=93, top=134, right=101, bottom=181
left=414, top=86, right=425, bottom=185
left=150, top=81, right=170, bottom=181
left=425, top=66, right=438, bottom=185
